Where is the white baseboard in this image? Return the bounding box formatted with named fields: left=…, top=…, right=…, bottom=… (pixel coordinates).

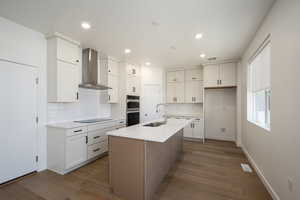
left=241, top=145, right=280, bottom=200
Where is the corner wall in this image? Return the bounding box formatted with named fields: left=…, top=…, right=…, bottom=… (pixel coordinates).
left=240, top=1, right=300, bottom=199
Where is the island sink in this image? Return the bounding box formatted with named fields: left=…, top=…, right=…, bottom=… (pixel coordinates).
left=143, top=121, right=166, bottom=127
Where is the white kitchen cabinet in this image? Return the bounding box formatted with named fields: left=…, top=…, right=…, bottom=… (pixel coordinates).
left=203, top=62, right=236, bottom=88
left=185, top=69, right=203, bottom=81
left=167, top=70, right=184, bottom=83
left=183, top=118, right=204, bottom=140
left=219, top=63, right=236, bottom=87
left=108, top=58, right=119, bottom=76
left=47, top=119, right=126, bottom=175
left=47, top=34, right=81, bottom=102
left=57, top=38, right=80, bottom=65
left=127, top=64, right=140, bottom=77
left=108, top=74, right=119, bottom=103
left=127, top=75, right=140, bottom=95
left=65, top=133, right=87, bottom=169
left=185, top=81, right=203, bottom=103
left=166, top=82, right=184, bottom=103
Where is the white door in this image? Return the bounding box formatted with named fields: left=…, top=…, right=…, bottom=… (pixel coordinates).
left=185, top=81, right=202, bottom=103
left=185, top=69, right=202, bottom=81
left=203, top=65, right=219, bottom=87
left=65, top=134, right=87, bottom=169
left=0, top=60, right=38, bottom=184
left=219, top=63, right=236, bottom=87
left=166, top=83, right=176, bottom=103
left=141, top=84, right=162, bottom=123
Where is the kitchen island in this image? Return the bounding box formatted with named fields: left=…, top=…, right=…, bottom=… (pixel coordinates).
left=107, top=118, right=192, bottom=200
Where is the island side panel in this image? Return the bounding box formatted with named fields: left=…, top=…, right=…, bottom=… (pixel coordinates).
left=109, top=136, right=145, bottom=200
left=145, top=129, right=184, bottom=200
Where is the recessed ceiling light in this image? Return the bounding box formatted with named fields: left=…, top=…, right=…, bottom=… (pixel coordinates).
left=81, top=22, right=91, bottom=29
left=145, top=62, right=151, bottom=66
left=195, top=33, right=203, bottom=39
left=124, top=49, right=131, bottom=54
left=200, top=53, right=206, bottom=58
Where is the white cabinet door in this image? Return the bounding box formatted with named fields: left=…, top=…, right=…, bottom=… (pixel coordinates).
left=175, top=82, right=185, bottom=103
left=167, top=70, right=184, bottom=83
left=127, top=76, right=140, bottom=95
left=203, top=65, right=219, bottom=88
left=185, top=81, right=203, bottom=103
left=65, top=134, right=87, bottom=169
left=57, top=38, right=79, bottom=65
left=57, top=60, right=79, bottom=102
left=127, top=64, right=140, bottom=76
left=185, top=69, right=203, bottom=81
left=108, top=59, right=119, bottom=76
left=166, top=83, right=176, bottom=103
left=108, top=75, right=118, bottom=103
left=184, top=124, right=193, bottom=138
left=219, top=63, right=236, bottom=87
left=193, top=119, right=204, bottom=139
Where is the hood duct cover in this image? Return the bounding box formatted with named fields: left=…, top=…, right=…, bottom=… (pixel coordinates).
left=79, top=48, right=111, bottom=90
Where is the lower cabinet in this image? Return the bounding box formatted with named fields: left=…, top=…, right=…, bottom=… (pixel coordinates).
left=183, top=118, right=204, bottom=139
left=65, top=133, right=88, bottom=169
left=47, top=120, right=125, bottom=175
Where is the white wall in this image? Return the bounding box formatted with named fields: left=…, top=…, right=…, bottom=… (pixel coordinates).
left=0, top=16, right=47, bottom=171
left=240, top=1, right=300, bottom=199
left=165, top=104, right=203, bottom=116
left=48, top=89, right=111, bottom=123
left=204, top=88, right=236, bottom=141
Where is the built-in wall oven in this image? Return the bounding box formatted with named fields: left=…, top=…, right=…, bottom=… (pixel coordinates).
left=126, top=95, right=140, bottom=126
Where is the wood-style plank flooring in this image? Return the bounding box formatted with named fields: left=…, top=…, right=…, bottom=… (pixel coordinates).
left=0, top=140, right=272, bottom=200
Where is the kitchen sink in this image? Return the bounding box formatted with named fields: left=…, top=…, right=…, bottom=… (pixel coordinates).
left=143, top=121, right=166, bottom=127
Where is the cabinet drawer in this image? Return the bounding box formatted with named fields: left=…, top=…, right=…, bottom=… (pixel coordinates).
left=88, top=130, right=107, bottom=145
left=87, top=141, right=107, bottom=160
left=66, top=126, right=88, bottom=137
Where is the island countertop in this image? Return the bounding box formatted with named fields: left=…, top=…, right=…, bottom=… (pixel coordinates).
left=107, top=118, right=193, bottom=143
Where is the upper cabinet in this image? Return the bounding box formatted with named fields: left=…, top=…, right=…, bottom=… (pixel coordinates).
left=108, top=58, right=119, bottom=76
left=167, top=70, right=184, bottom=83
left=185, top=69, right=203, bottom=81
left=47, top=34, right=81, bottom=103
left=105, top=57, right=119, bottom=103
left=126, top=64, right=141, bottom=96
left=203, top=62, right=236, bottom=88
left=166, top=68, right=203, bottom=104
left=127, top=64, right=140, bottom=77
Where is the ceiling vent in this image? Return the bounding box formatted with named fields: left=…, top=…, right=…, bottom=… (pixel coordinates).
left=208, top=57, right=217, bottom=61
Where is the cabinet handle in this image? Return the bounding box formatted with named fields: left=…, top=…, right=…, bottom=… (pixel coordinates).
left=76, top=60, right=79, bottom=63
left=73, top=129, right=82, bottom=133
left=94, top=136, right=100, bottom=139
left=108, top=95, right=110, bottom=101
left=220, top=80, right=222, bottom=85
left=190, top=123, right=193, bottom=128
left=108, top=70, right=111, bottom=72
left=93, top=148, right=100, bottom=152
left=132, top=87, right=136, bottom=92
left=85, top=136, right=88, bottom=144
left=132, top=69, right=136, bottom=74
left=192, top=77, right=196, bottom=80
left=76, top=92, right=79, bottom=100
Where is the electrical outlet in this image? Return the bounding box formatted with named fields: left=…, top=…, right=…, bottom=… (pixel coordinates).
left=221, top=128, right=226, bottom=132
left=288, top=178, right=294, bottom=192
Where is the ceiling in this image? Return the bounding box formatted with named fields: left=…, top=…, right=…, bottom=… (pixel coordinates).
left=0, top=0, right=274, bottom=67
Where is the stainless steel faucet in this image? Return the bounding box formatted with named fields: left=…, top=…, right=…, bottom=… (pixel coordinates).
left=156, top=103, right=166, bottom=113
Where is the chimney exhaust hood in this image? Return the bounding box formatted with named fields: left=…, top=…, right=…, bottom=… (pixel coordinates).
left=79, top=48, right=111, bottom=90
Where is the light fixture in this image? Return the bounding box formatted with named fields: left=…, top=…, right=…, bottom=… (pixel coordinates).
left=200, top=53, right=206, bottom=58
left=145, top=62, right=151, bottom=66
left=124, top=49, right=131, bottom=54
left=81, top=22, right=91, bottom=29
left=195, top=33, right=203, bottom=39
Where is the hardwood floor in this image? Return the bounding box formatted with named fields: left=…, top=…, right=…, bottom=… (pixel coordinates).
left=0, top=140, right=272, bottom=200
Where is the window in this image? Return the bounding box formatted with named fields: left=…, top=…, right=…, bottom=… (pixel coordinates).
left=247, top=39, right=271, bottom=130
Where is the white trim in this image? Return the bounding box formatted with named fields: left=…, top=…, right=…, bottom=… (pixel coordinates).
left=241, top=145, right=280, bottom=200
left=45, top=32, right=80, bottom=46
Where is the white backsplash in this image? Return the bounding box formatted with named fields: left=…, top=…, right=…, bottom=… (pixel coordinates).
left=165, top=104, right=203, bottom=116
left=47, top=88, right=111, bottom=123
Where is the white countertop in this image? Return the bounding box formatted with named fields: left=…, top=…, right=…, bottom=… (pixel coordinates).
left=107, top=118, right=193, bottom=143
left=47, top=118, right=125, bottom=129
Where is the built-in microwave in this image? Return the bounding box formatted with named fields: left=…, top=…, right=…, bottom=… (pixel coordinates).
left=126, top=95, right=140, bottom=126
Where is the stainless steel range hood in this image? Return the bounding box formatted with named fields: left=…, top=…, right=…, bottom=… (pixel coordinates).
left=79, top=48, right=111, bottom=90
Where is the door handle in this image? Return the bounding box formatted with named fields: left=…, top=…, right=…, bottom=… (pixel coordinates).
left=85, top=136, right=88, bottom=144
